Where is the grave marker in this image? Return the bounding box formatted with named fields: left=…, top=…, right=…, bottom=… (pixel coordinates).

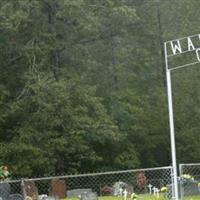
left=51, top=179, right=66, bottom=199
left=80, top=192, right=98, bottom=200
left=0, top=182, right=10, bottom=200
left=9, top=194, right=23, bottom=200
left=24, top=181, right=38, bottom=200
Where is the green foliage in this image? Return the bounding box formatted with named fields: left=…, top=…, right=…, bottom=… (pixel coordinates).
left=0, top=0, right=199, bottom=177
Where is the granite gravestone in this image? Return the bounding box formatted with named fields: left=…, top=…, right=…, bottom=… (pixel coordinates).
left=67, top=189, right=92, bottom=198
left=113, top=181, right=127, bottom=196
left=24, top=181, right=38, bottom=200
left=0, top=182, right=11, bottom=200
left=80, top=192, right=98, bottom=200
left=9, top=194, right=23, bottom=200
left=51, top=179, right=66, bottom=199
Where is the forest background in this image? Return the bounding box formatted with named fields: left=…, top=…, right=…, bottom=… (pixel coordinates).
left=0, top=0, right=200, bottom=178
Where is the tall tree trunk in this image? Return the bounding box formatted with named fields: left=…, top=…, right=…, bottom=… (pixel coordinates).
left=157, top=4, right=166, bottom=88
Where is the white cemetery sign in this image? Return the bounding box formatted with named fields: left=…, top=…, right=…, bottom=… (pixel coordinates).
left=165, top=33, right=200, bottom=70
left=164, top=33, right=200, bottom=200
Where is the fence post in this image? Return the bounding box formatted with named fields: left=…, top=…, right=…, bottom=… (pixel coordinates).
left=21, top=178, right=26, bottom=200
left=179, top=164, right=184, bottom=200
left=170, top=167, right=175, bottom=200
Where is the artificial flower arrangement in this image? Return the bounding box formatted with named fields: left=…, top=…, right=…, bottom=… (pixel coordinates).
left=160, top=186, right=168, bottom=193
left=181, top=174, right=194, bottom=180
left=0, top=166, right=10, bottom=180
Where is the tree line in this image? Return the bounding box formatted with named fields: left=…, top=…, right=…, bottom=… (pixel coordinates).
left=0, top=0, right=199, bottom=177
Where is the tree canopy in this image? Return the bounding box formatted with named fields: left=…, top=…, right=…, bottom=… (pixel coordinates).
left=0, top=0, right=199, bottom=177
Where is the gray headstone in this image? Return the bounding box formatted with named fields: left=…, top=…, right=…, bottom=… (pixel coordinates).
left=38, top=194, right=48, bottom=200
left=67, top=189, right=92, bottom=198
left=0, top=183, right=11, bottom=200
left=45, top=197, right=58, bottom=200
left=80, top=192, right=98, bottom=200
left=9, top=194, right=23, bottom=200
left=113, top=181, right=127, bottom=196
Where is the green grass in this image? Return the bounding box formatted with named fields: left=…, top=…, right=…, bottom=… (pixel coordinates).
left=183, top=197, right=200, bottom=200
left=64, top=194, right=200, bottom=200
left=99, top=194, right=164, bottom=200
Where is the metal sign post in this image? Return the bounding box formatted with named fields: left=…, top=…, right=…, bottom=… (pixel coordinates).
left=164, top=33, right=200, bottom=200
left=164, top=43, right=179, bottom=200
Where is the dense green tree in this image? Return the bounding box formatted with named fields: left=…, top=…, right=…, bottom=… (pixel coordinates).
left=0, top=0, right=199, bottom=177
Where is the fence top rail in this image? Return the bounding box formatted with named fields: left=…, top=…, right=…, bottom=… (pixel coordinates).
left=0, top=179, right=21, bottom=184
left=179, top=163, right=200, bottom=167
left=25, top=166, right=172, bottom=182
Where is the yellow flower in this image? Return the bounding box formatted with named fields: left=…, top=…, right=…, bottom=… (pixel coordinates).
left=160, top=187, right=168, bottom=193
left=181, top=174, right=193, bottom=180
left=25, top=196, right=32, bottom=200
left=131, top=193, right=138, bottom=200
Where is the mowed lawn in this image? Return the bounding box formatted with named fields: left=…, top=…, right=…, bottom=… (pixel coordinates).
left=100, top=195, right=200, bottom=200
left=64, top=194, right=200, bottom=200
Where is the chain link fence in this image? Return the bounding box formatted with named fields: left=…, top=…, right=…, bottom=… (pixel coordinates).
left=179, top=163, right=200, bottom=200
left=0, top=166, right=173, bottom=200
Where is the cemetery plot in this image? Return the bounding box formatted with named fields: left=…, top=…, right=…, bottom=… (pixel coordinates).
left=1, top=165, right=200, bottom=200
left=20, top=166, right=173, bottom=200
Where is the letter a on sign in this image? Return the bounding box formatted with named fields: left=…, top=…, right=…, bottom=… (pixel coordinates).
left=187, top=37, right=195, bottom=51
